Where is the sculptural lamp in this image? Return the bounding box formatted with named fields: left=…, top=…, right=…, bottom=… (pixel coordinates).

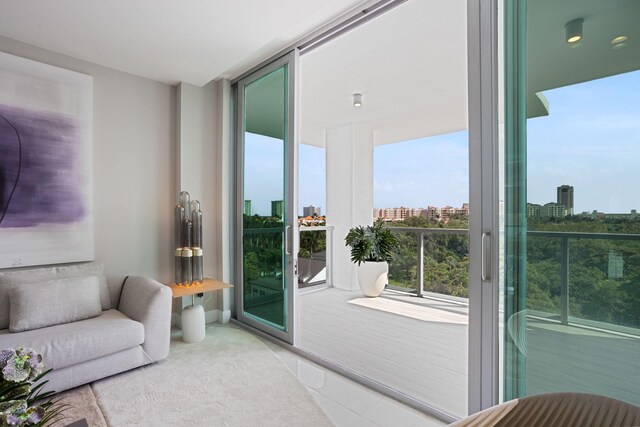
left=174, top=191, right=204, bottom=286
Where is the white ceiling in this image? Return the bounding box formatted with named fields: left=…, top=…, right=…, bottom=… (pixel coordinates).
left=0, top=0, right=367, bottom=86
left=300, top=0, right=468, bottom=147
left=300, top=0, right=640, bottom=148
left=1, top=0, right=637, bottom=147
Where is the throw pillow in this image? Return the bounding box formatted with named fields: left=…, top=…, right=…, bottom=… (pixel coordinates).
left=9, top=276, right=102, bottom=332
left=0, top=261, right=110, bottom=330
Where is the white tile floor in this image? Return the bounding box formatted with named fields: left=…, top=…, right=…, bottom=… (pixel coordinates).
left=259, top=337, right=446, bottom=427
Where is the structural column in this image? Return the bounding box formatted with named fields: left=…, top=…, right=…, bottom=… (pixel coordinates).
left=325, top=123, right=374, bottom=291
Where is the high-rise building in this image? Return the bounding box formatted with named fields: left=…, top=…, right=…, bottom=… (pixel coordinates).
left=303, top=205, right=322, bottom=217
left=271, top=200, right=284, bottom=218
left=244, top=200, right=252, bottom=216
left=557, top=185, right=574, bottom=215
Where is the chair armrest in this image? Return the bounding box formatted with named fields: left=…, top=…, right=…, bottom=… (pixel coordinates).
left=118, top=276, right=172, bottom=362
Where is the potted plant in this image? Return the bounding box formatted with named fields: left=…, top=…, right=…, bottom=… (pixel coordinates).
left=344, top=219, right=398, bottom=297
left=0, top=347, right=68, bottom=426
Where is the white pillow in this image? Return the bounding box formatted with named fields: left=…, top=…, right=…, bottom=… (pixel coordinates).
left=0, top=261, right=110, bottom=330
left=9, top=276, right=102, bottom=332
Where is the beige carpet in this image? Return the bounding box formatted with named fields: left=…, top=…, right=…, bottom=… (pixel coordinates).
left=52, top=324, right=332, bottom=426
left=50, top=385, right=108, bottom=427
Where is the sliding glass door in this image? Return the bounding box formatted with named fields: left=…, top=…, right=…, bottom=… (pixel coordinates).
left=503, top=0, right=640, bottom=405
left=229, top=0, right=640, bottom=418
left=235, top=52, right=298, bottom=343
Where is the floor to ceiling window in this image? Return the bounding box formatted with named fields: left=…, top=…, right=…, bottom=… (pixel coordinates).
left=503, top=0, right=640, bottom=405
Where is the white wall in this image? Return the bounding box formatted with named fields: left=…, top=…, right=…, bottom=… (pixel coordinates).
left=173, top=79, right=233, bottom=323
left=0, top=36, right=177, bottom=287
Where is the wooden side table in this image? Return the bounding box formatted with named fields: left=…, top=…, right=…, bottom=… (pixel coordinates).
left=168, top=278, right=233, bottom=343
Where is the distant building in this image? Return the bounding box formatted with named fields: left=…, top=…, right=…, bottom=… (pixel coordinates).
left=557, top=185, right=574, bottom=215
left=540, top=202, right=567, bottom=218
left=373, top=203, right=468, bottom=223
left=303, top=205, right=322, bottom=217
left=440, top=206, right=457, bottom=222
left=422, top=206, right=441, bottom=221
left=271, top=200, right=284, bottom=218
left=527, top=203, right=541, bottom=218
left=584, top=209, right=639, bottom=220
left=298, top=215, right=326, bottom=226
left=244, top=200, right=252, bottom=216
left=456, top=203, right=470, bottom=217
left=407, top=208, right=423, bottom=217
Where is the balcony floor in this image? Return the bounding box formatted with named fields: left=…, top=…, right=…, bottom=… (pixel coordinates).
left=298, top=287, right=469, bottom=417
left=298, top=287, right=640, bottom=418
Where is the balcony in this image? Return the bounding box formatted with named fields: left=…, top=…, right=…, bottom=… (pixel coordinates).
left=297, top=226, right=640, bottom=419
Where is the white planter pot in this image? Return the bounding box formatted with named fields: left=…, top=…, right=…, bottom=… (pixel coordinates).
left=356, top=261, right=389, bottom=297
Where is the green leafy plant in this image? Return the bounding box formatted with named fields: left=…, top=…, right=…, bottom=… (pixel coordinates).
left=345, top=219, right=399, bottom=265
left=0, top=347, right=68, bottom=426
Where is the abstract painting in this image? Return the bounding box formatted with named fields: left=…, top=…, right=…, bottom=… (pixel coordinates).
left=0, top=52, right=93, bottom=268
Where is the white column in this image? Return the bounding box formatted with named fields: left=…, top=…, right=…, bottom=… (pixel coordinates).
left=325, top=123, right=374, bottom=291
left=214, top=79, right=232, bottom=323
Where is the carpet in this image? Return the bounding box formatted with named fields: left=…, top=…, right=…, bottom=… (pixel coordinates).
left=52, top=324, right=332, bottom=426
left=50, top=385, right=107, bottom=427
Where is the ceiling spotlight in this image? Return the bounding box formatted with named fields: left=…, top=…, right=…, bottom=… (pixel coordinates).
left=611, top=35, right=628, bottom=44
left=612, top=42, right=628, bottom=50
left=565, top=18, right=584, bottom=44
left=353, top=93, right=362, bottom=108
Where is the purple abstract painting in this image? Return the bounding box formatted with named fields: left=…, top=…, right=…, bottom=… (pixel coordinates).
left=0, top=51, right=93, bottom=268
left=0, top=105, right=86, bottom=228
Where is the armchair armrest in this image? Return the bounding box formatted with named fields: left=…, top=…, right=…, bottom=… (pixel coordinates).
left=118, top=276, right=172, bottom=362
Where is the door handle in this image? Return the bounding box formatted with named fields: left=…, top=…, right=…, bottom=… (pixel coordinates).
left=481, top=231, right=491, bottom=282
left=285, top=225, right=291, bottom=255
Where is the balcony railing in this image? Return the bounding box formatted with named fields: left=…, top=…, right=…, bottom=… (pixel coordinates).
left=387, top=226, right=640, bottom=334
left=527, top=230, right=640, bottom=333
left=298, top=225, right=334, bottom=288
left=387, top=227, right=469, bottom=299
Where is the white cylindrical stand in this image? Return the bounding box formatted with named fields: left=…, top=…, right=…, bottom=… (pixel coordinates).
left=181, top=304, right=205, bottom=343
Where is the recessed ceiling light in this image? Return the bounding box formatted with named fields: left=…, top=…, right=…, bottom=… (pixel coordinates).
left=353, top=93, right=362, bottom=108
left=612, top=42, right=628, bottom=50
left=611, top=35, right=628, bottom=44
left=565, top=18, right=584, bottom=44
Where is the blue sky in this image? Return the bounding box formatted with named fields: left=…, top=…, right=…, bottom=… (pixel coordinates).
left=527, top=70, right=640, bottom=213
left=373, top=132, right=469, bottom=208
left=244, top=133, right=284, bottom=216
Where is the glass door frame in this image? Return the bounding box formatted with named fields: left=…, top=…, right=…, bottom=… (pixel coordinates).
left=233, top=50, right=299, bottom=344
left=467, top=0, right=502, bottom=414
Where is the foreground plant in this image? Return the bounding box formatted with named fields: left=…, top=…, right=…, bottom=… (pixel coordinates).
left=0, top=348, right=67, bottom=426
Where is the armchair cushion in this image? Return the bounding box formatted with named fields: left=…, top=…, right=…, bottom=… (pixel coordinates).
left=0, top=309, right=144, bottom=370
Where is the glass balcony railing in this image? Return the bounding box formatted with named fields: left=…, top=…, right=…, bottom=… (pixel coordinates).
left=388, top=227, right=469, bottom=299
left=387, top=226, right=640, bottom=335
left=298, top=225, right=334, bottom=288
left=527, top=230, right=640, bottom=333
